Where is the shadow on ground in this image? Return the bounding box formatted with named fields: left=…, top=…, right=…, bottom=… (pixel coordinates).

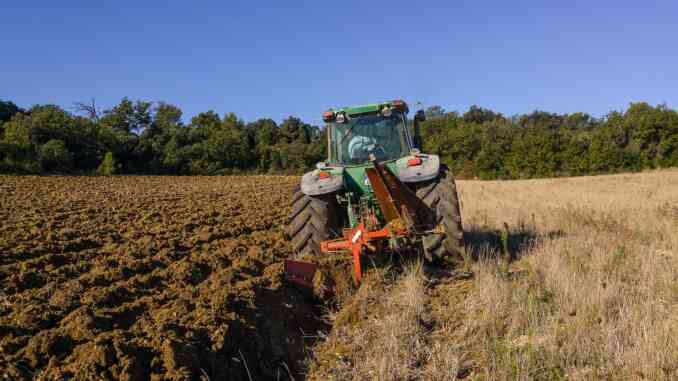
left=224, top=283, right=330, bottom=381
left=464, top=225, right=565, bottom=261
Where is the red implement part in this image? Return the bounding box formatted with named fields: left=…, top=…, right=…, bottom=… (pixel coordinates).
left=283, top=260, right=318, bottom=288
left=321, top=223, right=405, bottom=283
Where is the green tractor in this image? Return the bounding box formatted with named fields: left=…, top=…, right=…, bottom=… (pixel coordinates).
left=284, top=100, right=464, bottom=285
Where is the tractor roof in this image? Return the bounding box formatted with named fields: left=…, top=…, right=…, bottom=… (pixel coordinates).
left=328, top=100, right=409, bottom=117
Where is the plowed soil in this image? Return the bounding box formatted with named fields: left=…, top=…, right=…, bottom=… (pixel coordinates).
left=0, top=176, right=329, bottom=380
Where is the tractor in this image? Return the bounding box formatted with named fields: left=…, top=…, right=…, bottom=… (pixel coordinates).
left=284, top=100, right=464, bottom=286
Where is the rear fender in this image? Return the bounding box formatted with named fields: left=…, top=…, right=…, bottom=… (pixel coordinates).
left=301, top=167, right=344, bottom=196
left=396, top=154, right=441, bottom=183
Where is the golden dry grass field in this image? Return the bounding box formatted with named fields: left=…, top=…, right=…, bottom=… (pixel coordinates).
left=309, top=169, right=678, bottom=380
left=1, top=171, right=677, bottom=380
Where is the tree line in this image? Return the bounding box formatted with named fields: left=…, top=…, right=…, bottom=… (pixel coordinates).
left=1, top=98, right=677, bottom=178
left=421, top=103, right=678, bottom=179
left=0, top=99, right=324, bottom=175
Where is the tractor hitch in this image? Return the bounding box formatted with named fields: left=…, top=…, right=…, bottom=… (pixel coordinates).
left=320, top=222, right=408, bottom=282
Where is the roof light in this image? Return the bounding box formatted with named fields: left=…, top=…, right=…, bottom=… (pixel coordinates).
left=336, top=112, right=346, bottom=123
left=318, top=171, right=331, bottom=179
left=407, top=157, right=422, bottom=167
left=381, top=106, right=392, bottom=117
left=392, top=99, right=407, bottom=111
left=323, top=111, right=335, bottom=122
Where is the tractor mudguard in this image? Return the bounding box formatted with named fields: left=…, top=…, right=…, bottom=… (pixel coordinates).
left=300, top=168, right=344, bottom=196
left=396, top=154, right=441, bottom=183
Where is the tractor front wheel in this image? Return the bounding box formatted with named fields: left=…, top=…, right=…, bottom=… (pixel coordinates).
left=284, top=185, right=341, bottom=258
left=415, top=166, right=465, bottom=263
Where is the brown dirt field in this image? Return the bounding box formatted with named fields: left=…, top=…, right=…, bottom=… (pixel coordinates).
left=0, top=176, right=329, bottom=380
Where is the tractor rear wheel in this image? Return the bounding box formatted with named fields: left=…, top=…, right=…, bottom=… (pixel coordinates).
left=415, top=166, right=465, bottom=263
left=284, top=185, right=341, bottom=258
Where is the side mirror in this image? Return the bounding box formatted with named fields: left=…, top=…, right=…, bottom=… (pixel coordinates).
left=412, top=109, right=425, bottom=149
left=414, top=110, right=426, bottom=122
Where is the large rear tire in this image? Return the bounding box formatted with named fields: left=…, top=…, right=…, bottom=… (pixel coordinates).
left=415, top=166, right=465, bottom=263
left=284, top=185, right=341, bottom=258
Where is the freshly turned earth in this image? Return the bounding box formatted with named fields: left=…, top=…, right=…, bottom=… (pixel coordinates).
left=0, top=176, right=328, bottom=381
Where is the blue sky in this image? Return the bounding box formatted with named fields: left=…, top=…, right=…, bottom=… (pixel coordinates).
left=2, top=1, right=677, bottom=125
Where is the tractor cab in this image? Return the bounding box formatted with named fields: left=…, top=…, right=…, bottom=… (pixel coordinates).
left=303, top=100, right=433, bottom=199
left=323, top=100, right=423, bottom=166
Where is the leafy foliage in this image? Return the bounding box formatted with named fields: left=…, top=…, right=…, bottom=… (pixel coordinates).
left=419, top=102, right=678, bottom=179
left=38, top=139, right=72, bottom=172
left=97, top=151, right=118, bottom=175
left=0, top=100, right=22, bottom=125
left=1, top=98, right=677, bottom=177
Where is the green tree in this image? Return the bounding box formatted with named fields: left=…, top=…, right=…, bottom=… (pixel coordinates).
left=38, top=139, right=72, bottom=171
left=1, top=113, right=37, bottom=172
left=280, top=117, right=312, bottom=144
left=190, top=111, right=221, bottom=131
left=100, top=98, right=152, bottom=134
left=247, top=118, right=280, bottom=171
left=205, top=128, right=250, bottom=170
left=425, top=105, right=446, bottom=119
left=134, top=102, right=184, bottom=173
left=2, top=114, right=32, bottom=149
left=98, top=151, right=118, bottom=175
left=507, top=127, right=559, bottom=178
left=475, top=122, right=511, bottom=179
left=622, top=102, right=678, bottom=168
left=463, top=105, right=503, bottom=124
left=560, top=132, right=591, bottom=176
left=154, top=102, right=183, bottom=128
left=0, top=101, right=22, bottom=137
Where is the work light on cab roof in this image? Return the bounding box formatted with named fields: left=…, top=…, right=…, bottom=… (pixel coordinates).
left=322, top=99, right=409, bottom=122
left=283, top=99, right=465, bottom=289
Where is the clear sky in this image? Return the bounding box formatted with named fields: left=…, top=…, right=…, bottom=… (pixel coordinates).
left=2, top=1, right=677, bottom=125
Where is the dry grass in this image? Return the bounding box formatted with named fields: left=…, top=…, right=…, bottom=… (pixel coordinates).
left=308, top=261, right=462, bottom=380
left=460, top=169, right=678, bottom=380
left=308, top=169, right=678, bottom=380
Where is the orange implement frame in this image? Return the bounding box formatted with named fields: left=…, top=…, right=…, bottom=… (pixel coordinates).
left=320, top=223, right=408, bottom=283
